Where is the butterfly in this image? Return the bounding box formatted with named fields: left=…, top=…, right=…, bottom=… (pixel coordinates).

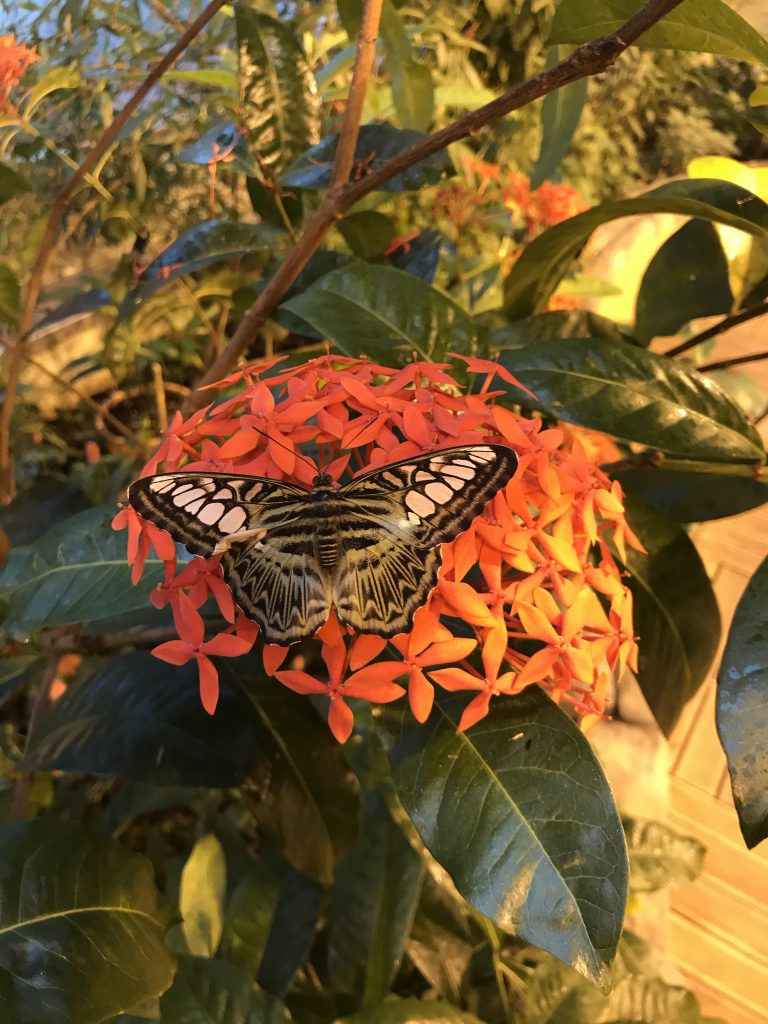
left=128, top=443, right=519, bottom=645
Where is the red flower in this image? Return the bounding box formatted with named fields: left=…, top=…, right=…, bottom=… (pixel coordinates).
left=0, top=35, right=38, bottom=109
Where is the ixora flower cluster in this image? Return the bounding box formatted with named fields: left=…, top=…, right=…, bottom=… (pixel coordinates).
left=114, top=355, right=641, bottom=742
left=0, top=35, right=38, bottom=109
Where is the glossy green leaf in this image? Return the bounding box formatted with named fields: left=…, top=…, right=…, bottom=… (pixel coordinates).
left=491, top=309, right=637, bottom=349
left=621, top=497, right=721, bottom=736
left=0, top=819, right=173, bottom=1024
left=717, top=555, right=768, bottom=848
left=282, top=260, right=476, bottom=364
left=503, top=179, right=768, bottom=319
left=328, top=789, right=423, bottom=1006
left=550, top=0, right=768, bottom=65
left=388, top=229, right=441, bottom=283
left=615, top=466, right=768, bottom=522
left=236, top=7, right=319, bottom=172
left=634, top=220, right=733, bottom=343
left=159, top=956, right=256, bottom=1023
left=338, top=211, right=396, bottom=258
left=0, top=264, right=19, bottom=325
left=257, top=866, right=322, bottom=997
left=530, top=46, right=587, bottom=189
left=222, top=662, right=360, bottom=884
left=0, top=163, right=31, bottom=204
left=246, top=175, right=304, bottom=229
left=338, top=1000, right=483, bottom=1024
left=22, top=65, right=81, bottom=115
left=377, top=689, right=628, bottom=988
left=380, top=0, right=434, bottom=131
left=180, top=835, right=227, bottom=958
left=30, top=287, right=112, bottom=337
left=281, top=123, right=454, bottom=192
left=22, top=652, right=256, bottom=787
left=498, top=338, right=765, bottom=461
left=0, top=506, right=165, bottom=639
left=222, top=856, right=285, bottom=977
left=623, top=818, right=706, bottom=893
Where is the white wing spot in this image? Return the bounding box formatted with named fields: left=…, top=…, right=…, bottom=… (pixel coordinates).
left=173, top=486, right=207, bottom=507
left=425, top=481, right=453, bottom=504
left=443, top=463, right=475, bottom=480
left=405, top=491, right=436, bottom=518
left=470, top=447, right=495, bottom=462
left=213, top=488, right=233, bottom=500
left=149, top=476, right=173, bottom=493
left=407, top=511, right=421, bottom=526
left=198, top=501, right=225, bottom=525
left=415, top=470, right=435, bottom=482
left=185, top=498, right=205, bottom=514
left=219, top=507, right=247, bottom=533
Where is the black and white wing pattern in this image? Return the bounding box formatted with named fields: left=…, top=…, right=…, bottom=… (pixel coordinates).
left=331, top=444, right=519, bottom=635
left=128, top=472, right=333, bottom=643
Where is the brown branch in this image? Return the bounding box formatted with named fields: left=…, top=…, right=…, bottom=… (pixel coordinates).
left=184, top=0, right=686, bottom=412
left=664, top=300, right=768, bottom=358
left=0, top=0, right=229, bottom=504
left=698, top=350, right=768, bottom=373
left=331, top=0, right=384, bottom=186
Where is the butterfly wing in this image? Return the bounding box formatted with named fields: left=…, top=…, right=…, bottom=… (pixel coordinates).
left=129, top=472, right=332, bottom=644
left=331, top=444, right=518, bottom=635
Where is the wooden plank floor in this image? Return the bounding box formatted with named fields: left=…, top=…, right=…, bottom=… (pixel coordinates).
left=666, top=323, right=768, bottom=1023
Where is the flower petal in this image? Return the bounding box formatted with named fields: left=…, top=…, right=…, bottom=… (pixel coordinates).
left=197, top=654, right=219, bottom=714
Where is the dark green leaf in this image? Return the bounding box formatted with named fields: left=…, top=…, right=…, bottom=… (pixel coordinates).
left=0, top=656, right=43, bottom=704
left=328, top=789, right=423, bottom=1005
left=236, top=8, right=319, bottom=172
left=246, top=176, right=303, bottom=229
left=498, top=338, right=765, bottom=461
left=159, top=956, right=252, bottom=1023
left=281, top=124, right=454, bottom=192
left=621, top=497, right=721, bottom=736
left=530, top=46, right=587, bottom=189
left=377, top=690, right=628, bottom=988
left=634, top=221, right=733, bottom=343
left=30, top=288, right=112, bottom=337
left=624, top=817, right=706, bottom=893
left=222, top=855, right=286, bottom=976
left=0, top=480, right=91, bottom=546
left=0, top=506, right=165, bottom=639
left=717, top=554, right=768, bottom=848
left=615, top=466, right=768, bottom=522
left=0, top=163, right=31, bottom=204
left=388, top=229, right=441, bottom=283
left=23, top=652, right=256, bottom=787
left=503, top=180, right=768, bottom=319
left=491, top=309, right=637, bottom=349
left=338, top=1000, right=484, bottom=1024
left=222, top=662, right=360, bottom=884
left=380, top=0, right=434, bottom=131
left=258, top=866, right=322, bottom=997
left=0, top=819, right=173, bottom=1024
left=282, top=260, right=477, bottom=364
left=0, top=264, right=20, bottom=325
left=407, top=874, right=476, bottom=1002
left=338, top=211, right=396, bottom=259
left=550, top=0, right=768, bottom=65
left=177, top=123, right=250, bottom=167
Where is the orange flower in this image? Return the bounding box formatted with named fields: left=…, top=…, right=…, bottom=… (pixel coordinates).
left=117, top=355, right=641, bottom=740
left=0, top=35, right=38, bottom=109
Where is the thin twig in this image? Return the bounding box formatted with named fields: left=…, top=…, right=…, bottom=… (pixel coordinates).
left=663, top=300, right=768, bottom=358
left=330, top=0, right=384, bottom=186
left=145, top=0, right=190, bottom=34
left=151, top=362, right=169, bottom=433
left=698, top=350, right=768, bottom=373
left=8, top=654, right=60, bottom=822
left=0, top=0, right=229, bottom=503
left=183, top=0, right=686, bottom=412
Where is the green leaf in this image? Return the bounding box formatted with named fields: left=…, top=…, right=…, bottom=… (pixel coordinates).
left=0, top=656, right=42, bottom=704
left=159, top=956, right=261, bottom=1023
left=0, top=163, right=31, bottom=205
left=177, top=123, right=249, bottom=166
left=0, top=819, right=173, bottom=1024
left=624, top=817, right=706, bottom=893
left=337, top=1000, right=484, bottom=1024
left=281, top=123, right=454, bottom=192
left=164, top=69, right=238, bottom=91
left=338, top=211, right=396, bottom=258
left=615, top=466, right=768, bottom=522
left=23, top=64, right=81, bottom=115
left=377, top=690, right=628, bottom=988
left=180, top=835, right=227, bottom=958
left=380, top=0, right=434, bottom=131
left=388, top=229, right=441, bottom=283
left=22, top=652, right=257, bottom=787
left=0, top=506, right=165, bottom=639
left=222, top=662, right=360, bottom=885
left=31, top=287, right=112, bottom=337
left=491, top=309, right=637, bottom=349
left=222, top=856, right=285, bottom=977
left=236, top=7, right=319, bottom=172
left=621, top=497, right=721, bottom=736
left=0, top=264, right=20, bottom=325
left=328, top=789, right=424, bottom=1006
left=498, top=338, right=765, bottom=461
left=717, top=554, right=768, bottom=848
left=747, top=85, right=768, bottom=138
left=550, top=0, right=768, bottom=65
left=530, top=46, right=587, bottom=189
left=634, top=220, right=733, bottom=343
left=257, top=866, right=322, bottom=997
left=503, top=179, right=768, bottom=319
left=282, top=261, right=477, bottom=364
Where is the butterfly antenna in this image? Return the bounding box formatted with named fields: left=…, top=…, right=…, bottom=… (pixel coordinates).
left=242, top=422, right=318, bottom=474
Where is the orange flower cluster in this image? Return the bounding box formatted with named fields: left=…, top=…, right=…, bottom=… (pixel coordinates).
left=114, top=355, right=640, bottom=742
left=0, top=35, right=38, bottom=109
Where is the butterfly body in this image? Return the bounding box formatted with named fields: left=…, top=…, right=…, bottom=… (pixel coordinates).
left=129, top=443, right=519, bottom=644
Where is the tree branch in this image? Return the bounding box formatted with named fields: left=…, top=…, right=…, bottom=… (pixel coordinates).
left=698, top=350, right=768, bottom=373
left=0, top=0, right=229, bottom=503
left=184, top=0, right=686, bottom=411
left=663, top=300, right=768, bottom=358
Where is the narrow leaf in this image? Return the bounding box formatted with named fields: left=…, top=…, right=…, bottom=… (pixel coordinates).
left=379, top=0, right=434, bottom=131
left=0, top=264, right=19, bottom=325
left=180, top=835, right=227, bottom=957
left=530, top=46, right=587, bottom=189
